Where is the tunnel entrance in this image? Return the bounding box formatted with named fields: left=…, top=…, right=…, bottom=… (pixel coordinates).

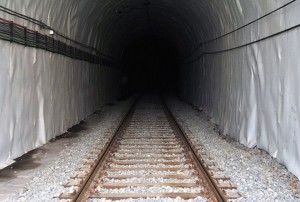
left=121, top=35, right=179, bottom=96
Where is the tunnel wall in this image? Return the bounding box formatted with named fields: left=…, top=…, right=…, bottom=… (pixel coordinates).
left=0, top=1, right=120, bottom=169
left=179, top=1, right=300, bottom=178
left=0, top=40, right=120, bottom=169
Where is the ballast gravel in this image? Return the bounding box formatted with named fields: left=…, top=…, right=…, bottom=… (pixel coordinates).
left=91, top=197, right=207, bottom=202
left=96, top=186, right=203, bottom=194
left=165, top=95, right=300, bottom=201
left=118, top=149, right=184, bottom=153
left=106, top=170, right=195, bottom=176
left=5, top=95, right=300, bottom=202
left=119, top=145, right=181, bottom=149
left=112, top=158, right=185, bottom=162
left=114, top=153, right=184, bottom=158
left=4, top=97, right=135, bottom=202
left=109, top=163, right=190, bottom=169
left=104, top=177, right=198, bottom=183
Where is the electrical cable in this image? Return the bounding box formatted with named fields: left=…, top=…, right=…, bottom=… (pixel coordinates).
left=0, top=5, right=119, bottom=63
left=182, top=22, right=300, bottom=64
left=182, top=0, right=298, bottom=61
left=0, top=17, right=120, bottom=67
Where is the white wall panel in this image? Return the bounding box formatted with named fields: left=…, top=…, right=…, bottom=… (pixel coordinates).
left=0, top=40, right=120, bottom=168
left=180, top=23, right=300, bottom=179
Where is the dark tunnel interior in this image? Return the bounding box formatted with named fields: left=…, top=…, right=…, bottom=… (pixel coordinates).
left=121, top=35, right=179, bottom=96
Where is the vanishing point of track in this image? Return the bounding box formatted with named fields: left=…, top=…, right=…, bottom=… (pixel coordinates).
left=60, top=95, right=239, bottom=201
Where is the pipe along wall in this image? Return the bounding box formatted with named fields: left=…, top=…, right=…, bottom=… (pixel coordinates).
left=0, top=0, right=300, bottom=179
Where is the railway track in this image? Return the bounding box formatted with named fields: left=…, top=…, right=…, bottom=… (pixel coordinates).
left=60, top=95, right=240, bottom=201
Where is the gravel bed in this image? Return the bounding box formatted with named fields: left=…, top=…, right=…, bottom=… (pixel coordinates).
left=109, top=163, right=190, bottom=169
left=125, top=133, right=174, bottom=135
left=4, top=98, right=134, bottom=202
left=121, top=137, right=175, bottom=140
left=166, top=95, right=300, bottom=201
left=112, top=158, right=185, bottom=162
left=119, top=145, right=180, bottom=149
left=96, top=186, right=203, bottom=193
left=106, top=170, right=195, bottom=176
left=119, top=141, right=178, bottom=144
left=104, top=177, right=198, bottom=183
left=117, top=149, right=184, bottom=153
left=90, top=96, right=208, bottom=202
left=91, top=197, right=207, bottom=202
left=114, top=153, right=184, bottom=158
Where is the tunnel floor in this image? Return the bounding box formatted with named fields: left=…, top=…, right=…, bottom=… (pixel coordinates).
left=0, top=95, right=299, bottom=201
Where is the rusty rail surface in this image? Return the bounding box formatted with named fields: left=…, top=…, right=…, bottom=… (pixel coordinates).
left=60, top=94, right=240, bottom=201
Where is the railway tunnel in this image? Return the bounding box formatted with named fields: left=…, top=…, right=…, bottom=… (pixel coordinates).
left=0, top=0, right=300, bottom=200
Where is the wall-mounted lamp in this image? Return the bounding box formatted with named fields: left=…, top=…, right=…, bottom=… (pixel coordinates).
left=49, top=30, right=54, bottom=35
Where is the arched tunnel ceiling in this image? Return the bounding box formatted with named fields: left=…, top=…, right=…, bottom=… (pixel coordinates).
left=0, top=0, right=288, bottom=59
left=76, top=0, right=204, bottom=58
left=74, top=0, right=288, bottom=58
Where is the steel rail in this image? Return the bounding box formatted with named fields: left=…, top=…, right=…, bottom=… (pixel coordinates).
left=70, top=95, right=227, bottom=201
left=72, top=98, right=138, bottom=202
left=161, top=96, right=227, bottom=202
